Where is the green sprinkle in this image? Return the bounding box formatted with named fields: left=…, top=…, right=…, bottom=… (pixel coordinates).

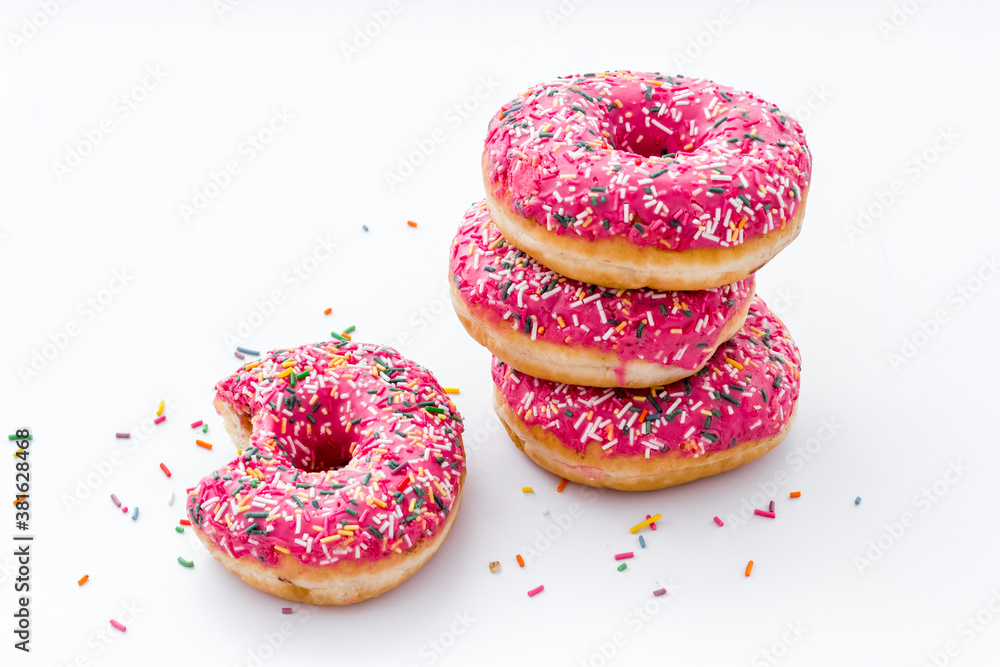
left=708, top=187, right=725, bottom=193
left=368, top=526, right=383, bottom=539
left=773, top=375, right=782, bottom=388
left=342, top=325, right=356, bottom=335
left=175, top=526, right=184, bottom=533
left=650, top=168, right=669, bottom=178
left=245, top=512, right=269, bottom=518
left=345, top=507, right=359, bottom=517
left=617, top=563, right=627, bottom=572
left=177, top=557, right=194, bottom=568
left=330, top=331, right=349, bottom=342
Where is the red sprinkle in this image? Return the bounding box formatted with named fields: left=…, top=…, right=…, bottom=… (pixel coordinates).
left=153, top=415, right=166, bottom=425
left=281, top=607, right=293, bottom=614
left=527, top=585, right=544, bottom=597
left=713, top=516, right=724, bottom=527
left=121, top=506, right=128, bottom=513
left=614, top=552, right=634, bottom=561
left=159, top=463, right=172, bottom=477
left=396, top=478, right=410, bottom=492
left=646, top=514, right=657, bottom=531
left=754, top=509, right=776, bottom=519
left=769, top=500, right=775, bottom=512
left=110, top=619, right=126, bottom=632
left=179, top=519, right=191, bottom=526
left=190, top=420, right=204, bottom=429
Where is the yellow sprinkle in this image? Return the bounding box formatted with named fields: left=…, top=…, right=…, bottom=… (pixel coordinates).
left=522, top=486, right=533, bottom=493
left=282, top=359, right=296, bottom=368
left=277, top=369, right=293, bottom=378
left=670, top=328, right=683, bottom=334
left=615, top=321, right=628, bottom=332
left=273, top=545, right=290, bottom=554
left=371, top=498, right=387, bottom=509
left=155, top=400, right=164, bottom=417
left=443, top=387, right=461, bottom=394
left=320, top=535, right=341, bottom=544
left=725, top=359, right=744, bottom=370
left=312, top=525, right=324, bottom=532
left=629, top=513, right=662, bottom=534
left=337, top=529, right=353, bottom=537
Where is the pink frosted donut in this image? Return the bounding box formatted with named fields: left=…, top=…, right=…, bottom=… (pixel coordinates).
left=186, top=341, right=465, bottom=605
left=492, top=296, right=800, bottom=491
left=483, top=71, right=812, bottom=290
left=450, top=200, right=755, bottom=388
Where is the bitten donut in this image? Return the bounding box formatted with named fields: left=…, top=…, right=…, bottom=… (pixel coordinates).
left=186, top=341, right=465, bottom=605
left=483, top=71, right=811, bottom=290
left=450, top=200, right=755, bottom=388
left=492, top=297, right=800, bottom=491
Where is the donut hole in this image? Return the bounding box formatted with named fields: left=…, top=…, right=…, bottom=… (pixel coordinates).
left=288, top=435, right=354, bottom=473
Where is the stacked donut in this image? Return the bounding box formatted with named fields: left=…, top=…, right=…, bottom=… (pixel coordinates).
left=450, top=71, right=811, bottom=490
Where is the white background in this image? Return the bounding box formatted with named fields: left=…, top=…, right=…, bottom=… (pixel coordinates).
left=2, top=1, right=1000, bottom=666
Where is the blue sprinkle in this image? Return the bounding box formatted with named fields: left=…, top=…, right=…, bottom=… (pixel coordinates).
left=131, top=507, right=139, bottom=520
left=362, top=225, right=369, bottom=232
left=236, top=347, right=260, bottom=356
left=854, top=496, right=862, bottom=505
left=639, top=535, right=646, bottom=549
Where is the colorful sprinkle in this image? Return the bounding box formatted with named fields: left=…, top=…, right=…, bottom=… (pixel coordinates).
left=713, top=516, right=724, bottom=527
left=190, top=420, right=204, bottom=429
left=646, top=514, right=658, bottom=531
left=281, top=608, right=293, bottom=614
left=527, top=585, right=544, bottom=597
left=153, top=415, right=166, bottom=425
left=323, top=308, right=332, bottom=315
left=156, top=400, right=164, bottom=416
left=629, top=513, right=662, bottom=534
left=407, top=220, right=418, bottom=228
left=769, top=500, right=776, bottom=512
left=177, top=557, right=194, bottom=568
left=131, top=507, right=139, bottom=520
left=175, top=526, right=184, bottom=533
left=745, top=560, right=754, bottom=577
left=78, top=575, right=89, bottom=586
left=516, top=554, right=525, bottom=567
left=521, top=486, right=533, bottom=493
left=443, top=387, right=461, bottom=394
left=617, top=563, right=627, bottom=572
left=159, top=463, right=172, bottom=477
left=855, top=496, right=862, bottom=505
left=115, top=432, right=130, bottom=439
left=237, top=347, right=260, bottom=356
left=789, top=491, right=801, bottom=498
left=754, top=509, right=776, bottom=519
left=556, top=478, right=568, bottom=493
left=110, top=619, right=126, bottom=632
left=653, top=588, right=667, bottom=597
left=195, top=440, right=213, bottom=450
left=638, top=535, right=646, bottom=548
left=110, top=494, right=122, bottom=507
left=614, top=552, right=634, bottom=561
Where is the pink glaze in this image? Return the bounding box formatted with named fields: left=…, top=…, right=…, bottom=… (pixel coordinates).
left=451, top=200, right=754, bottom=374
left=186, top=341, right=465, bottom=567
left=492, top=297, right=800, bottom=459
left=484, top=71, right=811, bottom=250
